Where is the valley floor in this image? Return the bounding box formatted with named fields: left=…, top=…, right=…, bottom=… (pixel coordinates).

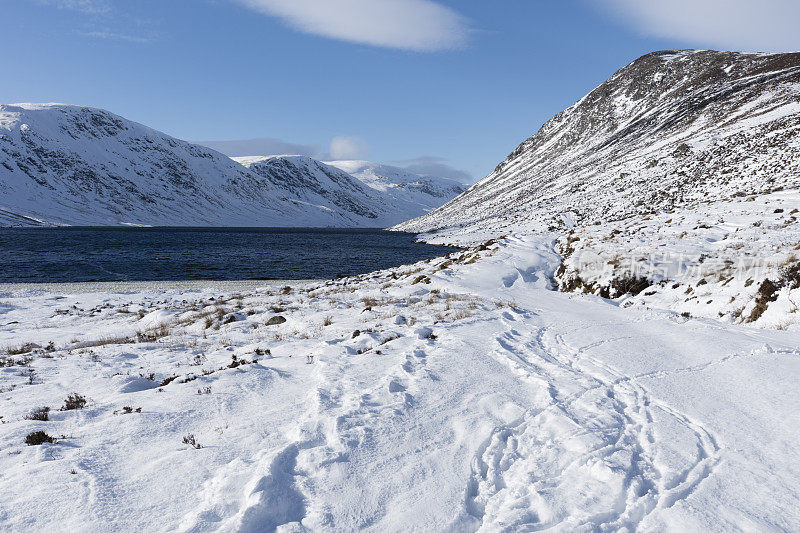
left=1, top=236, right=799, bottom=531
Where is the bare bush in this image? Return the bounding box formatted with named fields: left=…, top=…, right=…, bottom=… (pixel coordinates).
left=24, top=406, right=50, bottom=421
left=25, top=431, right=55, bottom=446
left=60, top=393, right=87, bottom=411
left=183, top=434, right=202, bottom=449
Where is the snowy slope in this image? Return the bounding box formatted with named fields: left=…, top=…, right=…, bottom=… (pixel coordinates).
left=0, top=103, right=299, bottom=227
left=396, top=50, right=800, bottom=235
left=0, top=104, right=459, bottom=227
left=395, top=50, right=800, bottom=328
left=2, top=235, right=799, bottom=530
left=233, top=156, right=432, bottom=227
left=327, top=160, right=466, bottom=214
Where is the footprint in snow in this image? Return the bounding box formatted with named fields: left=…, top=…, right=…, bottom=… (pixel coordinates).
left=388, top=379, right=406, bottom=393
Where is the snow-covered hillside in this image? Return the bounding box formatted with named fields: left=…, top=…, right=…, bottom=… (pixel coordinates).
left=233, top=156, right=463, bottom=227
left=233, top=155, right=397, bottom=226
left=2, top=235, right=799, bottom=530
left=0, top=104, right=295, bottom=227
left=327, top=160, right=465, bottom=214
left=397, top=50, right=800, bottom=236
left=396, top=50, right=800, bottom=328
left=0, top=104, right=462, bottom=227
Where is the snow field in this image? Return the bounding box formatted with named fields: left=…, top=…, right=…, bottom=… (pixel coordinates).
left=1, top=236, right=799, bottom=531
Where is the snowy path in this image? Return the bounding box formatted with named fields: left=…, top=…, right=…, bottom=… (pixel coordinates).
left=1, top=236, right=799, bottom=531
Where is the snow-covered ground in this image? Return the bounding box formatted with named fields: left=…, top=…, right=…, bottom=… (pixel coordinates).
left=555, top=189, right=800, bottom=330
left=2, top=235, right=799, bottom=531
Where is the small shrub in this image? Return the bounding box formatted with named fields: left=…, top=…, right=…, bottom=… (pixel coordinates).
left=25, top=406, right=50, bottom=421
left=780, top=262, right=800, bottom=290
left=747, top=279, right=780, bottom=322
left=160, top=375, right=178, bottom=387
left=136, top=324, right=170, bottom=343
left=83, top=335, right=134, bottom=348
left=25, top=431, right=55, bottom=446
left=5, top=343, right=38, bottom=356
left=183, top=434, right=202, bottom=449
left=322, top=315, right=333, bottom=326
left=611, top=275, right=651, bottom=297
left=559, top=274, right=585, bottom=293
left=61, top=393, right=87, bottom=411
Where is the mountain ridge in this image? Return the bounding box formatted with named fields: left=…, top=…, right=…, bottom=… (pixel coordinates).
left=395, top=49, right=800, bottom=236
left=392, top=49, right=800, bottom=328
left=0, top=104, right=462, bottom=227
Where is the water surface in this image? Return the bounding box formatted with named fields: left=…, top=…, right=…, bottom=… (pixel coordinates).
left=0, top=227, right=455, bottom=283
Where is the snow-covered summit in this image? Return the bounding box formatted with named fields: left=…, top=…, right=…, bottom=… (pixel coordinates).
left=329, top=160, right=465, bottom=196
left=327, top=159, right=466, bottom=218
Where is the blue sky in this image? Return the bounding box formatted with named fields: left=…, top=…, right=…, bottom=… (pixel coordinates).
left=3, top=0, right=798, bottom=182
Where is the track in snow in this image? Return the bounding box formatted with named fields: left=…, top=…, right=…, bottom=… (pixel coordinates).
left=466, top=309, right=722, bottom=531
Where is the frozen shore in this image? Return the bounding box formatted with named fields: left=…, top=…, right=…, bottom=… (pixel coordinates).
left=0, top=279, right=319, bottom=295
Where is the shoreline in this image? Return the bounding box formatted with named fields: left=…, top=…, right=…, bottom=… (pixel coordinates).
left=0, top=279, right=320, bottom=294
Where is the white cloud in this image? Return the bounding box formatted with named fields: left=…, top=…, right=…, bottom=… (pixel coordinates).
left=596, top=0, right=800, bottom=52
left=196, top=138, right=322, bottom=158
left=34, top=0, right=109, bottom=14
left=233, top=0, right=469, bottom=51
left=392, top=156, right=473, bottom=183
left=330, top=135, right=370, bottom=160
left=80, top=29, right=154, bottom=43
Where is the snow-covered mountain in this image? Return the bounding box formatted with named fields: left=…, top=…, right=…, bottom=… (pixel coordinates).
left=0, top=103, right=296, bottom=227
left=327, top=160, right=466, bottom=213
left=396, top=50, right=800, bottom=236
left=232, top=155, right=403, bottom=226
left=396, top=50, right=800, bottom=328
left=0, top=104, right=462, bottom=227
